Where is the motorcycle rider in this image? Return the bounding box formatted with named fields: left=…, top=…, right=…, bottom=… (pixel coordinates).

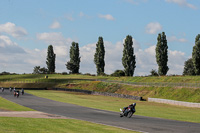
left=122, top=103, right=136, bottom=116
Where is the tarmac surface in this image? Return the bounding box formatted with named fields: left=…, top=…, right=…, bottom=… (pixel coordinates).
left=1, top=89, right=200, bottom=133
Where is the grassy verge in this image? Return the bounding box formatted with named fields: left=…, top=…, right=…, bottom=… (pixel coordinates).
left=0, top=97, right=34, bottom=111
left=56, top=81, right=200, bottom=103
left=2, top=74, right=200, bottom=83
left=0, top=117, right=136, bottom=133
left=27, top=90, right=200, bottom=123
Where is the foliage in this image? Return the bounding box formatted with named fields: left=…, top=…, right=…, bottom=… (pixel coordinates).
left=46, top=45, right=56, bottom=74
left=94, top=37, right=105, bottom=75
left=122, top=35, right=136, bottom=76
left=66, top=42, right=81, bottom=74
left=156, top=32, right=169, bottom=76
left=149, top=69, right=159, bottom=76
left=183, top=58, right=195, bottom=76
left=192, top=34, right=200, bottom=75
left=33, top=66, right=48, bottom=74
left=111, top=70, right=125, bottom=77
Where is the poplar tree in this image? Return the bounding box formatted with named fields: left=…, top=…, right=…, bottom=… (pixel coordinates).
left=192, top=34, right=200, bottom=75
left=46, top=45, right=56, bottom=73
left=66, top=42, right=81, bottom=74
left=156, top=32, right=169, bottom=76
left=94, top=37, right=105, bottom=75
left=122, top=35, right=136, bottom=76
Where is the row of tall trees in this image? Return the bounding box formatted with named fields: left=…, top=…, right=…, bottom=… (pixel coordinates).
left=43, top=33, right=171, bottom=76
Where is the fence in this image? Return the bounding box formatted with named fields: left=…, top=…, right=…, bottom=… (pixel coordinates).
left=148, top=98, right=200, bottom=108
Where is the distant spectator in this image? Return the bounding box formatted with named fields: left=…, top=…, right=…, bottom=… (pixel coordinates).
left=21, top=88, right=24, bottom=95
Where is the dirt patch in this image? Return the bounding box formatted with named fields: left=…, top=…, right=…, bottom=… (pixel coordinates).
left=0, top=111, right=69, bottom=119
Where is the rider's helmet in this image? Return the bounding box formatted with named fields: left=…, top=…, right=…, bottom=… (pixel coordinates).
left=133, top=103, right=136, bottom=106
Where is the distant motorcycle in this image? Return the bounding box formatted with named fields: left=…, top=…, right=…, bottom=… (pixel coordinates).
left=14, top=91, right=19, bottom=98
left=120, top=103, right=136, bottom=118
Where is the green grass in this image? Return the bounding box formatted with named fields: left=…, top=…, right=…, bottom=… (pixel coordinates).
left=1, top=74, right=200, bottom=103
left=2, top=74, right=200, bottom=83
left=27, top=90, right=200, bottom=123
left=0, top=97, right=34, bottom=111
left=57, top=81, right=200, bottom=103
left=0, top=117, right=136, bottom=133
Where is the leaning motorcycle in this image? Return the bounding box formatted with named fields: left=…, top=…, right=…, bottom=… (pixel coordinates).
left=120, top=107, right=135, bottom=118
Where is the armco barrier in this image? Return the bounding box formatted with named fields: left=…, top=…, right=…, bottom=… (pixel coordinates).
left=148, top=98, right=200, bottom=108
left=53, top=88, right=142, bottom=101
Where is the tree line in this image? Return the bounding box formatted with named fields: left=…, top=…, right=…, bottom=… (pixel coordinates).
left=33, top=33, right=200, bottom=76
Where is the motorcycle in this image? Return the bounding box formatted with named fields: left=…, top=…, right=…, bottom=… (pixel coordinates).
left=120, top=106, right=135, bottom=118
left=14, top=91, right=19, bottom=98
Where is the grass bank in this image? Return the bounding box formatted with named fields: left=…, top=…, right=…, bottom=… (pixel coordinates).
left=57, top=81, right=200, bottom=103
left=27, top=90, right=200, bottom=123
left=2, top=74, right=200, bottom=83
left=0, top=117, right=136, bottom=133
left=1, top=74, right=200, bottom=103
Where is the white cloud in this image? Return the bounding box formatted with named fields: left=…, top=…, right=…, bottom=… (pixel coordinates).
left=168, top=50, right=186, bottom=75
left=98, top=14, right=115, bottom=21
left=145, top=22, right=162, bottom=34
left=0, top=35, right=26, bottom=54
left=168, top=36, right=187, bottom=42
left=65, top=14, right=74, bottom=21
left=0, top=22, right=28, bottom=38
left=36, top=32, right=73, bottom=46
left=49, top=21, right=61, bottom=29
left=165, top=0, right=197, bottom=9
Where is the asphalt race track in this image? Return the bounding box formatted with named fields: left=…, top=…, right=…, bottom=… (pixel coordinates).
left=1, top=90, right=200, bottom=133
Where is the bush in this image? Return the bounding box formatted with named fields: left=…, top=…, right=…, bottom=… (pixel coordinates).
left=111, top=70, right=125, bottom=77
left=61, top=72, right=68, bottom=75
left=149, top=69, right=159, bottom=76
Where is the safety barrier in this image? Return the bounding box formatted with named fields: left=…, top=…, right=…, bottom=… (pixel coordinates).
left=148, top=98, right=200, bottom=108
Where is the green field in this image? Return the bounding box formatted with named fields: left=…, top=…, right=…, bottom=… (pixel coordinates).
left=0, top=117, right=136, bottom=133
left=27, top=90, right=200, bottom=123
left=0, top=97, right=34, bottom=111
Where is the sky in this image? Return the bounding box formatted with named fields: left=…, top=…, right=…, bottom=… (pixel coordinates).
left=0, top=0, right=199, bottom=75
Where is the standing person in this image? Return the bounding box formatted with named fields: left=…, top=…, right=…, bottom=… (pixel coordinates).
left=1, top=87, right=4, bottom=92
left=13, top=87, right=15, bottom=92
left=9, top=87, right=12, bottom=92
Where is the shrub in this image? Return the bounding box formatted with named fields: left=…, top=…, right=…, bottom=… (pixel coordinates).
left=150, top=69, right=159, bottom=76
left=111, top=70, right=125, bottom=77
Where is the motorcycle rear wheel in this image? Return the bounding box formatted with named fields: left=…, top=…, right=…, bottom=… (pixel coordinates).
left=127, top=112, right=133, bottom=118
